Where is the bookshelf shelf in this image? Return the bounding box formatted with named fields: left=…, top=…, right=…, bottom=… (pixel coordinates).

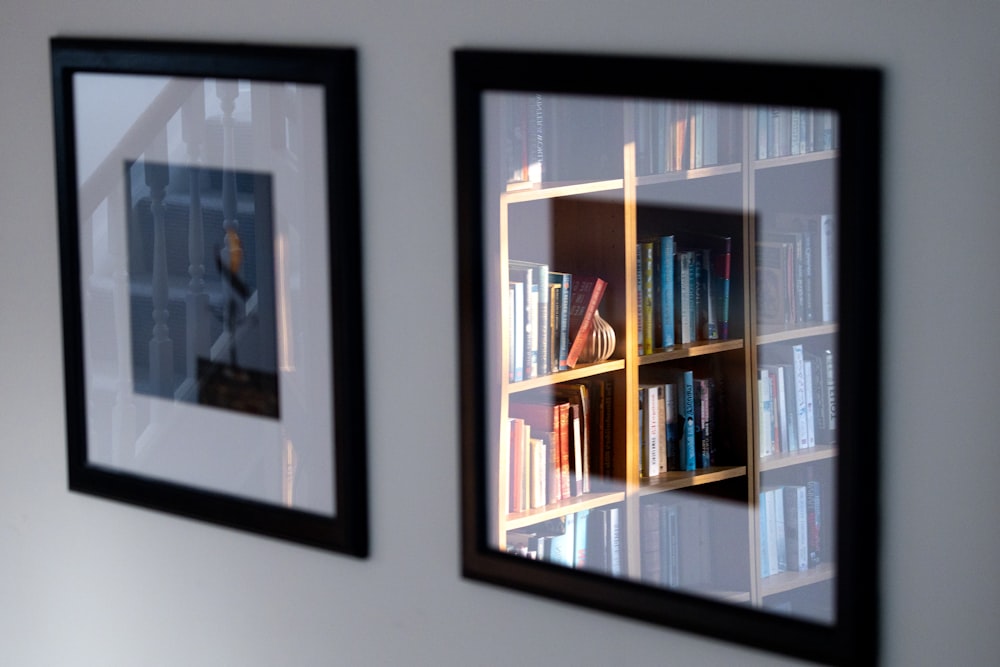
left=753, top=149, right=839, bottom=171
left=636, top=161, right=743, bottom=187
left=503, top=178, right=625, bottom=202
left=759, top=444, right=837, bottom=472
left=638, top=465, right=748, bottom=495
left=504, top=490, right=628, bottom=531
left=507, top=359, right=626, bottom=393
left=637, top=338, right=745, bottom=365
left=457, top=49, right=880, bottom=665
left=760, top=561, right=836, bottom=597
left=756, top=323, right=838, bottom=346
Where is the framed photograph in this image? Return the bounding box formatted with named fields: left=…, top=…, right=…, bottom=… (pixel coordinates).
left=51, top=37, right=367, bottom=556
left=455, top=49, right=881, bottom=664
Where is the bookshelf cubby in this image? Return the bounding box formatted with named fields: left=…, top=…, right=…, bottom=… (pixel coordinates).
left=457, top=49, right=880, bottom=666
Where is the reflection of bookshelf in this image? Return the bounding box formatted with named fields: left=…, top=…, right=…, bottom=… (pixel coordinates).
left=488, top=94, right=840, bottom=614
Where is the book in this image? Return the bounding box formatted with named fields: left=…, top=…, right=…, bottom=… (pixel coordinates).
left=549, top=271, right=572, bottom=370
left=509, top=398, right=570, bottom=503
left=510, top=260, right=551, bottom=376
left=783, top=485, right=809, bottom=572
left=756, top=239, right=795, bottom=326
left=662, top=382, right=678, bottom=472
left=565, top=275, right=607, bottom=368
left=545, top=511, right=574, bottom=567
left=671, top=369, right=696, bottom=471
left=711, top=235, right=732, bottom=340
left=675, top=250, right=694, bottom=344
left=509, top=281, right=524, bottom=382
left=758, top=368, right=774, bottom=457
left=639, top=384, right=660, bottom=477
left=694, top=377, right=714, bottom=468
left=771, top=487, right=787, bottom=572
left=574, top=509, right=590, bottom=569
left=805, top=347, right=836, bottom=445
left=677, top=500, right=713, bottom=586
left=640, top=503, right=662, bottom=583
left=759, top=491, right=771, bottom=577
left=608, top=506, right=622, bottom=576
left=555, top=382, right=592, bottom=495
left=639, top=241, right=655, bottom=355
left=791, top=343, right=811, bottom=450
left=657, top=235, right=676, bottom=348
left=663, top=503, right=680, bottom=587
left=804, top=359, right=816, bottom=448
left=586, top=377, right=615, bottom=482
left=508, top=418, right=525, bottom=512
left=673, top=230, right=732, bottom=341
left=508, top=262, right=538, bottom=378
left=529, top=436, right=547, bottom=509
left=585, top=508, right=609, bottom=574
left=807, top=474, right=822, bottom=566
left=635, top=245, right=643, bottom=355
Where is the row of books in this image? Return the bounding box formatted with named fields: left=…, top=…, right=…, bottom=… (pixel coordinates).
left=507, top=507, right=623, bottom=576
left=496, top=96, right=838, bottom=187
left=498, top=93, right=624, bottom=189
left=636, top=230, right=732, bottom=353
left=508, top=259, right=607, bottom=382
left=757, top=343, right=836, bottom=457
left=634, top=100, right=744, bottom=175
left=638, top=370, right=716, bottom=476
left=506, top=380, right=616, bottom=513
left=756, top=107, right=839, bottom=161
left=639, top=499, right=715, bottom=589
left=757, top=213, right=837, bottom=327
left=759, top=481, right=822, bottom=578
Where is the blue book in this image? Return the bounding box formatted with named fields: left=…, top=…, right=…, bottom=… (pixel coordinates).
left=657, top=235, right=675, bottom=348
left=671, top=369, right=696, bottom=471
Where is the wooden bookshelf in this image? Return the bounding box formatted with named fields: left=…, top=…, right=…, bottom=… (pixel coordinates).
left=488, top=94, right=840, bottom=618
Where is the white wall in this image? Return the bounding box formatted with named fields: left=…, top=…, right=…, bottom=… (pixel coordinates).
left=2, top=1, right=998, bottom=665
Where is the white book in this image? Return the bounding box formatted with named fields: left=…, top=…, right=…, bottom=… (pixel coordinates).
left=804, top=359, right=816, bottom=448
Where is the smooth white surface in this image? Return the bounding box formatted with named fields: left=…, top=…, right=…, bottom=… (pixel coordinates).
left=1, top=1, right=999, bottom=665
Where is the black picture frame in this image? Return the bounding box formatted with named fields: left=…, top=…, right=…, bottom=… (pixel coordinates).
left=455, top=48, right=880, bottom=665
left=52, top=37, right=367, bottom=556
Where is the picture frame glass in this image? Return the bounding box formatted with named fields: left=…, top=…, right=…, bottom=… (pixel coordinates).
left=73, top=71, right=335, bottom=514
left=53, top=39, right=367, bottom=555
left=457, top=50, right=879, bottom=664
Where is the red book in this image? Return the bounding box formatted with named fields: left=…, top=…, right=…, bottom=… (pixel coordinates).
left=565, top=276, right=608, bottom=368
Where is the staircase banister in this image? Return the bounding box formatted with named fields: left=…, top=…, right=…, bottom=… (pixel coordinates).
left=78, top=78, right=201, bottom=221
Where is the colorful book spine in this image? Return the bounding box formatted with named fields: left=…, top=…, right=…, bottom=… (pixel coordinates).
left=676, top=251, right=693, bottom=344
left=640, top=241, right=655, bottom=355
left=694, top=377, right=714, bottom=468
left=783, top=485, right=809, bottom=572
left=549, top=271, right=572, bottom=370
left=565, top=276, right=607, bottom=369
left=658, top=235, right=675, bottom=348
left=673, top=369, right=696, bottom=471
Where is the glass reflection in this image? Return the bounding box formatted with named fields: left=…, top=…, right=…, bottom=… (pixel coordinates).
left=484, top=92, right=839, bottom=624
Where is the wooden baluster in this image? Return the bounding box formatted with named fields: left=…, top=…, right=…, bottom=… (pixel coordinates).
left=182, top=83, right=210, bottom=385
left=216, top=80, right=240, bottom=365
left=109, top=180, right=136, bottom=465
left=250, top=82, right=277, bottom=373
left=146, top=133, right=173, bottom=398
